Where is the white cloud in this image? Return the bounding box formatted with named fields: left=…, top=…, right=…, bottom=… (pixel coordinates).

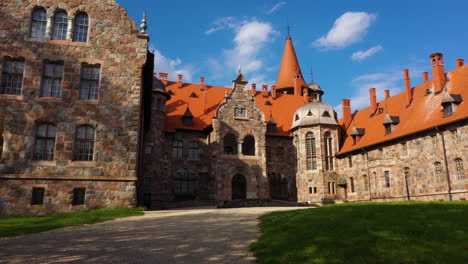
left=313, top=12, right=376, bottom=49
left=351, top=45, right=383, bottom=61
left=207, top=19, right=278, bottom=87
left=205, top=17, right=237, bottom=35
left=266, top=1, right=286, bottom=14
left=151, top=46, right=194, bottom=82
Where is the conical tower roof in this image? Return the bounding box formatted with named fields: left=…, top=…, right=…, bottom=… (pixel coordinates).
left=275, top=36, right=307, bottom=91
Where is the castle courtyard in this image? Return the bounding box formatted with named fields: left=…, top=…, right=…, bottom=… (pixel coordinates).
left=0, top=207, right=305, bottom=264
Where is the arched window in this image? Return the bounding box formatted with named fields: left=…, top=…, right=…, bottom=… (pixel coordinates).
left=188, top=141, right=199, bottom=160
left=31, top=8, right=47, bottom=38
left=172, top=139, right=183, bottom=158
left=73, top=13, right=89, bottom=42
left=305, top=132, right=316, bottom=170
left=242, top=135, right=255, bottom=156
left=74, top=125, right=95, bottom=161
left=324, top=132, right=334, bottom=170
left=174, top=169, right=196, bottom=197
left=350, top=177, right=355, bottom=192
left=455, top=158, right=464, bottom=180
left=33, top=123, right=56, bottom=160
left=223, top=134, right=237, bottom=155
left=434, top=162, right=443, bottom=182
left=52, top=11, right=68, bottom=40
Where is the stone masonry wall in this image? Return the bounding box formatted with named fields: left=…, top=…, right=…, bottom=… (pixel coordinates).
left=0, top=0, right=148, bottom=215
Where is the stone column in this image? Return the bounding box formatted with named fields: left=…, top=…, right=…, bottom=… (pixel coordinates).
left=237, top=142, right=242, bottom=155
left=66, top=17, right=74, bottom=40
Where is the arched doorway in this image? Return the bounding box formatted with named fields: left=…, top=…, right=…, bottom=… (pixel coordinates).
left=232, top=174, right=246, bottom=200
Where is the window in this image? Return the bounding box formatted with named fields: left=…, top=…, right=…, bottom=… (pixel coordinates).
left=327, top=182, right=336, bottom=194
left=451, top=129, right=460, bottom=144
left=350, top=177, right=355, bottom=192
left=324, top=132, right=333, bottom=170
left=80, top=64, right=100, bottom=100
left=443, top=103, right=453, bottom=117
left=384, top=124, right=392, bottom=135
left=242, top=135, right=255, bottom=156
left=348, top=157, right=352, bottom=167
left=305, top=132, right=317, bottom=170
left=174, top=169, right=196, bottom=197
left=455, top=158, right=464, bottom=180
left=74, top=125, right=95, bottom=161
left=313, top=187, right=317, bottom=193
left=52, top=11, right=68, bottom=40
left=1, top=58, right=25, bottom=95
left=309, top=187, right=312, bottom=194
left=234, top=106, right=246, bottom=118
left=41, top=61, right=63, bottom=97
left=33, top=123, right=56, bottom=160
left=363, top=175, right=369, bottom=191
left=223, top=134, right=237, bottom=155
left=31, top=187, right=45, bottom=205
left=434, top=162, right=443, bottom=182
left=385, top=171, right=390, bottom=187
left=172, top=139, right=183, bottom=158
left=152, top=98, right=161, bottom=112
left=73, top=13, right=89, bottom=42
left=188, top=141, right=199, bottom=160
left=72, top=188, right=86, bottom=205
left=31, top=8, right=47, bottom=38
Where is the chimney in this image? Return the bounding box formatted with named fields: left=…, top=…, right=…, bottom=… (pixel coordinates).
left=403, top=69, right=411, bottom=105
left=251, top=83, right=257, bottom=91
left=177, top=74, right=183, bottom=88
left=384, top=89, right=390, bottom=99
left=303, top=88, right=310, bottom=103
left=159, top=72, right=168, bottom=85
left=293, top=78, right=301, bottom=96
left=430, top=53, right=445, bottom=93
left=342, top=99, right=352, bottom=127
left=369, top=88, right=377, bottom=112
left=262, top=85, right=268, bottom=97
left=200, top=77, right=205, bottom=91
left=271, top=85, right=277, bottom=99
left=422, top=72, right=429, bottom=82
left=456, top=59, right=464, bottom=68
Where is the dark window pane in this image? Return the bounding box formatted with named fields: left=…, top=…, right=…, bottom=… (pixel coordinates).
left=72, top=188, right=86, bottom=205
left=73, top=14, right=89, bottom=42
left=52, top=12, right=68, bottom=40
left=31, top=9, right=47, bottom=38
left=74, top=126, right=95, bottom=161
left=33, top=124, right=56, bottom=160
left=1, top=58, right=24, bottom=95
left=31, top=187, right=45, bottom=205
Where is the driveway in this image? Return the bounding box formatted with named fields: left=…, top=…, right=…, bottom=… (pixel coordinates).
left=0, top=207, right=306, bottom=264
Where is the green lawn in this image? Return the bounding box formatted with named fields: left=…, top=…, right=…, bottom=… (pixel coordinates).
left=0, top=207, right=144, bottom=237
left=251, top=201, right=468, bottom=264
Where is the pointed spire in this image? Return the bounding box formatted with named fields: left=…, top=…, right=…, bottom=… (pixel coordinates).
left=275, top=34, right=306, bottom=93
left=140, top=11, right=147, bottom=34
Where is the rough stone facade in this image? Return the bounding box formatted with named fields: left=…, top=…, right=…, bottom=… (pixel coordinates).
left=0, top=0, right=149, bottom=215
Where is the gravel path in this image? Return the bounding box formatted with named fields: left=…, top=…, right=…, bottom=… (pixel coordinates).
left=0, top=207, right=306, bottom=264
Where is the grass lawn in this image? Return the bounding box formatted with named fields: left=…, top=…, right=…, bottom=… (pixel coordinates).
left=251, top=201, right=468, bottom=264
left=0, top=207, right=144, bottom=237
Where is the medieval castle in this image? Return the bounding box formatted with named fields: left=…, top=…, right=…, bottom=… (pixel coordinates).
left=0, top=0, right=466, bottom=215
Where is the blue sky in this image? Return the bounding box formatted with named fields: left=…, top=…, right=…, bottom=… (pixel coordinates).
left=117, top=0, right=468, bottom=112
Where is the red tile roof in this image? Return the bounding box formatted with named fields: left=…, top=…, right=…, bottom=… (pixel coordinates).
left=338, top=64, right=468, bottom=155
left=164, top=81, right=306, bottom=136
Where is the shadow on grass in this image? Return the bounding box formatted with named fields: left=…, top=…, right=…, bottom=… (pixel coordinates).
left=251, top=201, right=468, bottom=264
left=0, top=207, right=145, bottom=237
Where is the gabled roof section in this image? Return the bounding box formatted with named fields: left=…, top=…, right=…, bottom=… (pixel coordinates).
left=275, top=36, right=307, bottom=90
left=338, top=64, right=468, bottom=155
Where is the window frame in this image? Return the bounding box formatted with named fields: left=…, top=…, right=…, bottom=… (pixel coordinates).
left=33, top=123, right=57, bottom=161
left=79, top=63, right=100, bottom=100
left=41, top=61, right=64, bottom=97
left=74, top=125, right=95, bottom=161
left=52, top=11, right=69, bottom=40
left=174, top=169, right=196, bottom=198
left=72, top=13, right=89, bottom=42
left=434, top=162, right=443, bottom=182
left=324, top=132, right=334, bottom=171
left=188, top=140, right=199, bottom=160
left=30, top=8, right=47, bottom=39
left=31, top=187, right=45, bottom=205
left=305, top=132, right=317, bottom=170
left=72, top=188, right=86, bottom=205
left=1, top=57, right=25, bottom=95
left=172, top=139, right=183, bottom=158
left=455, top=158, right=464, bottom=180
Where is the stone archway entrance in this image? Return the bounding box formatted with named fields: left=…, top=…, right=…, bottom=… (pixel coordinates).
left=232, top=174, right=246, bottom=200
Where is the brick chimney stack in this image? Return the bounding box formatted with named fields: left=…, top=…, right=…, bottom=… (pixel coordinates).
left=456, top=59, right=464, bottom=68
left=369, top=88, right=377, bottom=112
left=271, top=85, right=277, bottom=99
left=177, top=74, right=183, bottom=88
left=303, top=88, right=310, bottom=103
left=342, top=99, right=352, bottom=127
left=293, top=77, right=301, bottom=96
left=200, top=77, right=205, bottom=91
left=251, top=83, right=256, bottom=91
left=430, top=53, right=445, bottom=93
left=262, top=85, right=268, bottom=97
left=159, top=72, right=168, bottom=85
left=422, top=72, right=429, bottom=82
left=403, top=69, right=411, bottom=105
left=384, top=90, right=390, bottom=99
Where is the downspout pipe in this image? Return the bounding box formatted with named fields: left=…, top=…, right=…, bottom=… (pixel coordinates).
left=436, top=126, right=452, bottom=201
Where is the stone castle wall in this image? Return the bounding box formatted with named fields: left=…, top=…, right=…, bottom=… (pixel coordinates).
left=0, top=0, right=148, bottom=215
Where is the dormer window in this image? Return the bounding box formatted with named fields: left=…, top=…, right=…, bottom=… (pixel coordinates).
left=376, top=108, right=384, bottom=114
left=322, top=111, right=331, bottom=117
left=383, top=114, right=400, bottom=135
left=295, top=114, right=300, bottom=121
left=234, top=106, right=246, bottom=118
left=441, top=93, right=462, bottom=117
left=350, top=127, right=365, bottom=145
left=425, top=89, right=433, bottom=96
left=182, top=106, right=193, bottom=126
left=307, top=110, right=313, bottom=116
left=384, top=124, right=392, bottom=135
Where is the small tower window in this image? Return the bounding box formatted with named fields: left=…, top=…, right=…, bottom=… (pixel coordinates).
left=434, top=162, right=443, bottom=182
left=305, top=132, right=317, bottom=170
left=455, top=158, right=464, bottom=180
left=322, top=111, right=331, bottom=117
left=73, top=13, right=89, bottom=42
left=324, top=132, right=333, bottom=170
left=242, top=135, right=255, bottom=156
left=350, top=177, right=355, bottom=192
left=384, top=171, right=390, bottom=187
left=295, top=114, right=300, bottom=121
left=223, top=134, right=237, bottom=155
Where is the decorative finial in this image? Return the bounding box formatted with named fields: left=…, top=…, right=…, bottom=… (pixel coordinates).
left=287, top=24, right=291, bottom=39
left=237, top=65, right=242, bottom=75
left=140, top=11, right=147, bottom=34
